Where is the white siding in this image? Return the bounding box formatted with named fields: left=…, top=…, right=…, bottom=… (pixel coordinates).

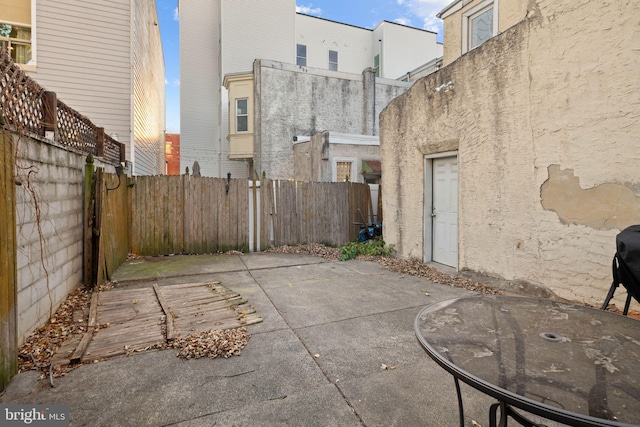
left=179, top=0, right=221, bottom=177
left=31, top=0, right=132, bottom=158
left=221, top=0, right=294, bottom=76
left=220, top=0, right=294, bottom=178
left=295, top=14, right=372, bottom=74
left=374, top=22, right=443, bottom=80
left=132, top=0, right=165, bottom=175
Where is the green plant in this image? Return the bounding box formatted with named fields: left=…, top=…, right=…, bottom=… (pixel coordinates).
left=339, top=239, right=395, bottom=261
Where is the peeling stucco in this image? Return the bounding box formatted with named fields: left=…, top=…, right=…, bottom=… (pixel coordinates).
left=541, top=165, right=640, bottom=230
left=380, top=0, right=640, bottom=305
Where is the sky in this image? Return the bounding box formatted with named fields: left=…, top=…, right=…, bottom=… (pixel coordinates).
left=155, top=0, right=451, bottom=134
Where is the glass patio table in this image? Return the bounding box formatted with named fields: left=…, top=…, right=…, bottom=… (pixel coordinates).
left=414, top=295, right=640, bottom=427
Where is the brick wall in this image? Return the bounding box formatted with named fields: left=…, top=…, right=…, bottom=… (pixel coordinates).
left=13, top=134, right=113, bottom=343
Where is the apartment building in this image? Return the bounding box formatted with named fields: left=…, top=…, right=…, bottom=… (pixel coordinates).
left=180, top=0, right=442, bottom=178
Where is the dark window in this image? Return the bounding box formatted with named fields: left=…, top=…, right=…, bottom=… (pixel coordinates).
left=329, top=50, right=338, bottom=71
left=296, top=44, right=307, bottom=66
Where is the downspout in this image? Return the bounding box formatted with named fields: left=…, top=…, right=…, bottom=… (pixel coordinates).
left=253, top=59, right=261, bottom=177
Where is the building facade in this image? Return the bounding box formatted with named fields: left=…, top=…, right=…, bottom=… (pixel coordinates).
left=380, top=0, right=640, bottom=306
left=165, top=133, right=181, bottom=175
left=437, top=0, right=527, bottom=66
left=1, top=0, right=166, bottom=175
left=179, top=0, right=442, bottom=178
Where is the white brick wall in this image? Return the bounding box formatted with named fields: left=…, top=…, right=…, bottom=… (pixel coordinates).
left=13, top=135, right=113, bottom=343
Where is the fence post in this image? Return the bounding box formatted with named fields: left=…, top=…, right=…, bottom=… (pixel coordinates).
left=0, top=131, right=17, bottom=391
left=96, top=127, right=105, bottom=157
left=42, top=91, right=57, bottom=138
left=83, top=155, right=95, bottom=286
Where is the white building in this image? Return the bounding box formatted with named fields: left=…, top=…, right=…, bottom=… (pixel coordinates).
left=179, top=0, right=443, bottom=178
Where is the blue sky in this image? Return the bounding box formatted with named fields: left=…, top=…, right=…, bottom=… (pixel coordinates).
left=155, top=0, right=450, bottom=134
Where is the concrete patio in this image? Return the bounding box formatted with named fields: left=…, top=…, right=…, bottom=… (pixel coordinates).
left=2, top=253, right=560, bottom=426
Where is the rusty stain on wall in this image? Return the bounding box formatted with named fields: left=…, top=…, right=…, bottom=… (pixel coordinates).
left=541, top=165, right=640, bottom=230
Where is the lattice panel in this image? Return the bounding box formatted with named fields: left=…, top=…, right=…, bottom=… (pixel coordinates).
left=56, top=103, right=98, bottom=155
left=104, top=136, right=122, bottom=164
left=0, top=49, right=44, bottom=135
left=0, top=49, right=122, bottom=165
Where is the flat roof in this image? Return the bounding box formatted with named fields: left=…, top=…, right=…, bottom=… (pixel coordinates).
left=296, top=12, right=437, bottom=35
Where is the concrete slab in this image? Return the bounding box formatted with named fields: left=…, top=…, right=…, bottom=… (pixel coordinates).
left=1, top=253, right=565, bottom=426
left=112, top=254, right=247, bottom=283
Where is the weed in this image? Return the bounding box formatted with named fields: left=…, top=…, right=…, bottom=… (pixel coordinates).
left=339, top=239, right=395, bottom=261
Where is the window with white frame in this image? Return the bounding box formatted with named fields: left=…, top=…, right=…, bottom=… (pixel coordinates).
left=374, top=54, right=380, bottom=77
left=333, top=158, right=357, bottom=182
left=236, top=98, right=248, bottom=132
left=0, top=0, right=33, bottom=65
left=337, top=162, right=351, bottom=182
left=0, top=23, right=31, bottom=64
left=329, top=50, right=338, bottom=71
left=462, top=0, right=498, bottom=54
left=296, top=44, right=307, bottom=66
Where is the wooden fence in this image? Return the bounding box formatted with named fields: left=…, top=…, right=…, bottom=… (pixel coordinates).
left=131, top=176, right=251, bottom=256
left=126, top=176, right=373, bottom=257
left=95, top=169, right=131, bottom=285
left=88, top=175, right=374, bottom=285
left=267, top=180, right=373, bottom=247
left=0, top=131, right=17, bottom=390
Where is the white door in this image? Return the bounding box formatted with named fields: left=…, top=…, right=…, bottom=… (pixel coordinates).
left=432, top=157, right=458, bottom=268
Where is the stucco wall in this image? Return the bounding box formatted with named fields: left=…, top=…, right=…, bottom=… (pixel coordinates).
left=293, top=133, right=381, bottom=183
left=381, top=0, right=640, bottom=306
left=257, top=60, right=410, bottom=180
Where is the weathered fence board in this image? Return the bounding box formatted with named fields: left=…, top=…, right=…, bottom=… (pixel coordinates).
left=132, top=176, right=250, bottom=256
left=267, top=180, right=371, bottom=248
left=110, top=175, right=374, bottom=258
left=95, top=170, right=131, bottom=287
left=0, top=132, right=17, bottom=391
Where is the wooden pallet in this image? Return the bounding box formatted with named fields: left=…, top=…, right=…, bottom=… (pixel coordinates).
left=55, top=282, right=262, bottom=364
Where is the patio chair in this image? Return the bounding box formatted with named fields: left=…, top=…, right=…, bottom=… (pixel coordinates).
left=601, top=225, right=640, bottom=315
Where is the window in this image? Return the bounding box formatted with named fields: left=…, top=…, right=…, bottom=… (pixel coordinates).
left=336, top=161, right=352, bottom=182
left=236, top=98, right=248, bottom=132
left=462, top=0, right=497, bottom=53
left=374, top=54, right=380, bottom=77
left=296, top=44, right=306, bottom=66
left=469, top=7, right=493, bottom=49
left=1, top=0, right=33, bottom=66
left=0, top=23, right=31, bottom=64
left=328, top=50, right=338, bottom=71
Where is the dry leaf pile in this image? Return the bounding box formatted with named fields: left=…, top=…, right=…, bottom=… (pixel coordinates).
left=268, top=243, right=341, bottom=260
left=170, top=328, right=250, bottom=359
left=18, top=284, right=92, bottom=378
left=268, top=243, right=502, bottom=295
